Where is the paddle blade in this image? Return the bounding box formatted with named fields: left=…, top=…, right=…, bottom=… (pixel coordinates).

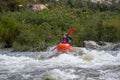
left=67, top=26, right=74, bottom=35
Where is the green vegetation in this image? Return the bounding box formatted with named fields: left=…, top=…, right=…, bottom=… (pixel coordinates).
left=0, top=0, right=120, bottom=51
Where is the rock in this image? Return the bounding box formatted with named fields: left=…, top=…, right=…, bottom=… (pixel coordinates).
left=104, top=42, right=113, bottom=46
left=97, top=43, right=120, bottom=51
left=97, top=41, right=113, bottom=46
left=111, top=43, right=120, bottom=51
left=83, top=41, right=114, bottom=49
left=84, top=41, right=101, bottom=49
left=97, top=41, right=106, bottom=46
left=32, top=4, right=47, bottom=11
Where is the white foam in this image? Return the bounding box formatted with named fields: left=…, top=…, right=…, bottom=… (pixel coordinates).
left=42, top=54, right=82, bottom=65
left=82, top=51, right=116, bottom=62
left=0, top=49, right=120, bottom=80
left=116, top=53, right=120, bottom=61
left=100, top=72, right=120, bottom=80
left=0, top=54, right=39, bottom=73
left=0, top=50, right=119, bottom=71
left=42, top=69, right=78, bottom=80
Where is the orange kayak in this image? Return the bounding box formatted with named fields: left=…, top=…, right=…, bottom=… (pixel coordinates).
left=56, top=43, right=72, bottom=52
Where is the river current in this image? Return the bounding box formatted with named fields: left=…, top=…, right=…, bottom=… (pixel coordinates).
left=0, top=47, right=120, bottom=80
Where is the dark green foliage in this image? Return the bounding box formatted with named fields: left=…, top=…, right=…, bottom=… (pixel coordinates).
left=0, top=0, right=24, bottom=12
left=0, top=16, right=18, bottom=47
left=0, top=1, right=120, bottom=51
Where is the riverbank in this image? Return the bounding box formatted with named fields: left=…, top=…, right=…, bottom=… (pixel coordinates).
left=0, top=4, right=120, bottom=51
left=0, top=41, right=119, bottom=53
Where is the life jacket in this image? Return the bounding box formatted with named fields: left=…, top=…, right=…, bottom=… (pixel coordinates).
left=61, top=38, right=68, bottom=43
left=67, top=36, right=72, bottom=43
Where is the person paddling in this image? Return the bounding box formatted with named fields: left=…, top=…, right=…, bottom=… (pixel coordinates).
left=61, top=32, right=72, bottom=44
left=51, top=26, right=74, bottom=51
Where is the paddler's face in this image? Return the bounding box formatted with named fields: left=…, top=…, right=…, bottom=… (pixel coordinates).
left=63, top=34, right=67, bottom=38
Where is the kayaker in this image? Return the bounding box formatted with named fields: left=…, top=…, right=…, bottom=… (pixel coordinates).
left=61, top=32, right=72, bottom=44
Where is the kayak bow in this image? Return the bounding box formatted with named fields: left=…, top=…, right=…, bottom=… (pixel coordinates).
left=56, top=43, right=72, bottom=52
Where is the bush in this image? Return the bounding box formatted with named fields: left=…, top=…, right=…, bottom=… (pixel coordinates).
left=0, top=5, right=120, bottom=51
left=0, top=15, right=18, bottom=48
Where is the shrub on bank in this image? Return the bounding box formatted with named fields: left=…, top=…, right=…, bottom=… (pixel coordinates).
left=0, top=6, right=120, bottom=51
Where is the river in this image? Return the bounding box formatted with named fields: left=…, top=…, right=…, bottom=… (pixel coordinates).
left=0, top=48, right=120, bottom=80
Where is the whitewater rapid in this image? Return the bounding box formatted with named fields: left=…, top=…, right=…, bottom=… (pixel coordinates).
left=0, top=48, right=120, bottom=80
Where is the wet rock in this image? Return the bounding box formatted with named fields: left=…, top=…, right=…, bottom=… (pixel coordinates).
left=97, top=41, right=113, bottom=46
left=104, top=42, right=113, bottom=46
left=98, top=43, right=120, bottom=51
left=97, top=41, right=106, bottom=46
left=111, top=43, right=120, bottom=51
left=84, top=41, right=101, bottom=49
left=83, top=41, right=114, bottom=49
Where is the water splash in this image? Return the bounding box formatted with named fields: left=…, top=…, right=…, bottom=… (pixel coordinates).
left=0, top=48, right=120, bottom=80
left=42, top=69, right=78, bottom=80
